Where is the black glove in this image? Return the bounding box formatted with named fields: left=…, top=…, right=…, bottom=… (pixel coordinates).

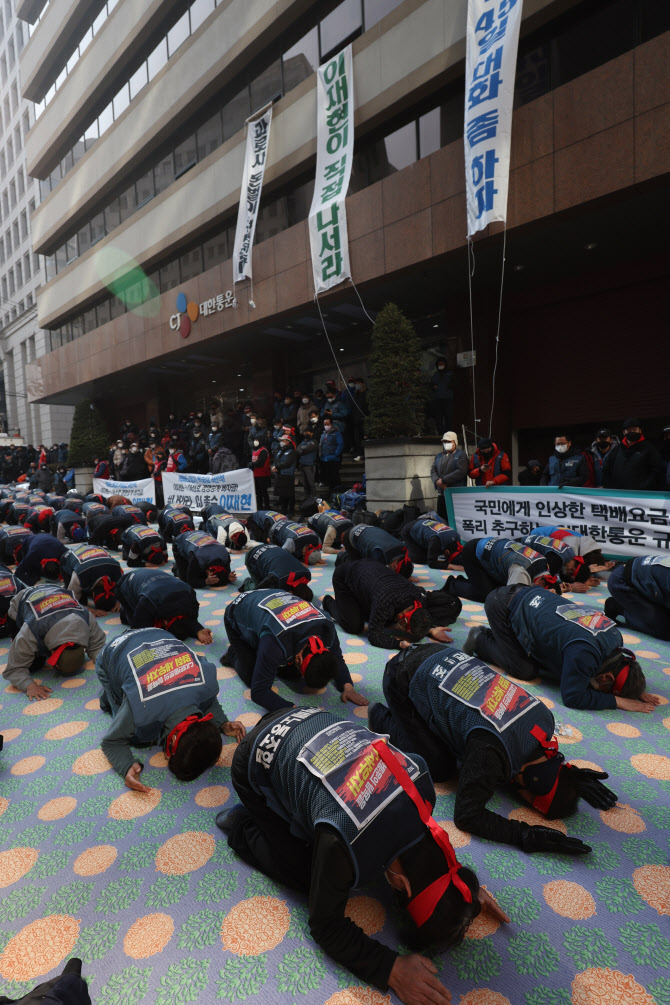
left=521, top=824, right=591, bottom=856
left=572, top=768, right=618, bottom=810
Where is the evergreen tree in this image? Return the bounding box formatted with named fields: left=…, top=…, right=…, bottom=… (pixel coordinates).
left=365, top=302, right=426, bottom=439
left=67, top=400, right=110, bottom=467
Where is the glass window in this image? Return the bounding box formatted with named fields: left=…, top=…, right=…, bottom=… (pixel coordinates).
left=419, top=106, right=440, bottom=158
left=383, top=121, right=417, bottom=174
left=90, top=212, right=105, bottom=245
left=196, top=111, right=222, bottom=161
left=203, top=231, right=228, bottom=269
left=113, top=82, right=130, bottom=119
left=7, top=267, right=13, bottom=294
left=119, top=182, right=138, bottom=221
left=19, top=209, right=26, bottom=237
left=190, top=0, right=215, bottom=32
left=82, top=307, right=97, bottom=333
left=222, top=87, right=250, bottom=141
left=92, top=7, right=107, bottom=33
left=148, top=37, right=167, bottom=80
left=110, top=295, right=125, bottom=319
left=159, top=258, right=180, bottom=293
left=174, top=133, right=197, bottom=177
left=17, top=169, right=24, bottom=196
left=79, top=26, right=93, bottom=54
left=9, top=180, right=15, bottom=207
left=348, top=149, right=368, bottom=193
left=136, top=168, right=154, bottom=206
left=84, top=119, right=99, bottom=151
left=283, top=27, right=318, bottom=91
left=72, top=137, right=86, bottom=167
left=65, top=236, right=77, bottom=264
left=550, top=0, right=635, bottom=89
left=15, top=262, right=21, bottom=287
left=640, top=0, right=670, bottom=41
left=515, top=44, right=550, bottom=107
left=320, top=0, right=362, bottom=58
left=105, top=197, right=121, bottom=233
left=129, top=61, right=148, bottom=100
left=364, top=0, right=404, bottom=28
left=71, top=316, right=83, bottom=342
left=96, top=299, right=111, bottom=327
left=23, top=252, right=30, bottom=278
left=153, top=153, right=175, bottom=195
left=250, top=57, right=282, bottom=113
left=287, top=176, right=314, bottom=226
left=98, top=102, right=113, bottom=134
left=78, top=222, right=91, bottom=257
left=50, top=329, right=63, bottom=351
left=180, top=246, right=203, bottom=282
left=61, top=149, right=74, bottom=176
left=167, top=11, right=190, bottom=57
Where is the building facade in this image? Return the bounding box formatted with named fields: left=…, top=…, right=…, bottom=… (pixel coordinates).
left=0, top=0, right=72, bottom=445
left=18, top=0, right=670, bottom=458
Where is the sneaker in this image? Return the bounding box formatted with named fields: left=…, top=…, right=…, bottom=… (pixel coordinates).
left=215, top=805, right=247, bottom=834
left=604, top=597, right=623, bottom=622
left=462, top=625, right=484, bottom=656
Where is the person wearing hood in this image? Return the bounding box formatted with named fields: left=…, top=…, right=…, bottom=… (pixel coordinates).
left=430, top=431, right=468, bottom=518
left=585, top=428, right=619, bottom=487
left=468, top=438, right=511, bottom=487
left=540, top=435, right=588, bottom=487
left=3, top=585, right=107, bottom=701
left=518, top=459, right=542, bottom=487
left=602, top=418, right=665, bottom=491
left=428, top=356, right=454, bottom=435
left=189, top=425, right=209, bottom=474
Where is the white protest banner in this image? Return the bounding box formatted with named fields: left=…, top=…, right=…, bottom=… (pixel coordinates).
left=93, top=477, right=156, bottom=504
left=232, top=106, right=273, bottom=284
left=464, top=0, right=523, bottom=236
left=445, top=486, right=670, bottom=559
left=162, top=469, right=257, bottom=514
left=308, top=43, right=354, bottom=294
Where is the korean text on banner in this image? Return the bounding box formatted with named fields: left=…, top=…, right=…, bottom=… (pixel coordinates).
left=445, top=486, right=670, bottom=559
left=464, top=0, right=523, bottom=237
left=162, top=469, right=257, bottom=514
left=308, top=44, right=354, bottom=294
left=232, top=106, right=273, bottom=284
left=93, top=478, right=156, bottom=504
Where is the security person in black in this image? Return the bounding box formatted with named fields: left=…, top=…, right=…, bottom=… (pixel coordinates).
left=308, top=508, right=353, bottom=553
left=239, top=543, right=313, bottom=601
left=340, top=524, right=414, bottom=578
left=96, top=628, right=245, bottom=792
left=323, top=560, right=461, bottom=650
left=3, top=585, right=106, bottom=701
left=0, top=525, right=33, bottom=564
left=222, top=589, right=368, bottom=712
left=121, top=524, right=167, bottom=567
left=15, top=534, right=67, bottom=585
left=369, top=644, right=618, bottom=854
left=172, top=529, right=236, bottom=588
left=205, top=512, right=248, bottom=550
left=0, top=564, right=21, bottom=636
left=117, top=568, right=212, bottom=645
left=158, top=506, right=194, bottom=542
left=218, top=708, right=505, bottom=1002
left=61, top=543, right=124, bottom=612
left=50, top=508, right=87, bottom=543
left=400, top=511, right=462, bottom=569
left=87, top=510, right=134, bottom=550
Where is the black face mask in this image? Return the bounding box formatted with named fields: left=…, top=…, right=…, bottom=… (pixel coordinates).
left=480, top=450, right=493, bottom=459
left=597, top=439, right=610, bottom=449
left=626, top=431, right=642, bottom=443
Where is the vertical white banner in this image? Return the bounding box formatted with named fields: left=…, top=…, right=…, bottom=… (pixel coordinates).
left=308, top=44, right=354, bottom=294
left=232, top=106, right=273, bottom=284
left=464, top=0, right=523, bottom=237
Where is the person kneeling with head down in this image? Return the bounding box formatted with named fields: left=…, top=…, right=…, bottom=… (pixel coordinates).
left=87, top=510, right=134, bottom=551
left=2, top=585, right=106, bottom=701
left=245, top=509, right=286, bottom=544
left=465, top=584, right=659, bottom=713
left=606, top=554, right=670, bottom=641
left=158, top=506, right=194, bottom=542
left=269, top=517, right=322, bottom=565
left=117, top=568, right=212, bottom=644
left=121, top=524, right=168, bottom=567
left=217, top=707, right=506, bottom=1001
left=323, top=559, right=461, bottom=650
left=222, top=589, right=368, bottom=711
left=369, top=644, right=617, bottom=854
left=97, top=628, right=245, bottom=792
left=339, top=523, right=414, bottom=578
left=0, top=564, right=21, bottom=636
left=238, top=542, right=313, bottom=601
left=14, top=533, right=66, bottom=585
left=60, top=543, right=124, bottom=612
left=0, top=525, right=33, bottom=566
left=23, top=505, right=55, bottom=534
left=50, top=508, right=87, bottom=544
left=519, top=531, right=596, bottom=592
left=172, top=529, right=236, bottom=588
left=400, top=511, right=463, bottom=569
left=205, top=511, right=249, bottom=551
left=446, top=536, right=559, bottom=602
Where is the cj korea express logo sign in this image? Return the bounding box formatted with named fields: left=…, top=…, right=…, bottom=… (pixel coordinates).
left=170, top=289, right=238, bottom=338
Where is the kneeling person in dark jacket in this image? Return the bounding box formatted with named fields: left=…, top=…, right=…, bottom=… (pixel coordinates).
left=111, top=503, right=147, bottom=525
left=340, top=524, right=413, bottom=577
left=606, top=555, right=670, bottom=640
left=400, top=511, right=462, bottom=569
left=0, top=526, right=33, bottom=566
left=51, top=508, right=87, bottom=543
left=15, top=534, right=67, bottom=585
left=369, top=644, right=617, bottom=855
left=447, top=536, right=558, bottom=602
left=158, top=506, right=194, bottom=542
left=172, top=529, right=235, bottom=588
left=117, top=568, right=212, bottom=644
left=23, top=505, right=55, bottom=534
left=246, top=509, right=286, bottom=543
left=205, top=513, right=248, bottom=550
left=60, top=543, right=124, bottom=612
left=121, top=524, right=168, bottom=567
left=269, top=517, right=322, bottom=565
left=222, top=589, right=367, bottom=711
left=239, top=543, right=312, bottom=601
left=0, top=564, right=21, bottom=636
left=97, top=628, right=245, bottom=791
left=87, top=511, right=134, bottom=551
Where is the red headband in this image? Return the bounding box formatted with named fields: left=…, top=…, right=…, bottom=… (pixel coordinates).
left=528, top=726, right=569, bottom=814
left=612, top=664, right=630, bottom=696
left=302, top=544, right=321, bottom=564
left=400, top=600, right=423, bottom=628
left=300, top=635, right=327, bottom=676
left=286, top=571, right=309, bottom=588
left=47, top=641, right=76, bottom=667
left=165, top=712, right=213, bottom=757
left=94, top=576, right=117, bottom=603
left=371, top=740, right=471, bottom=924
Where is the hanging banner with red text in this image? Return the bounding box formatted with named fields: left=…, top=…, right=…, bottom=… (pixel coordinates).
left=464, top=0, right=523, bottom=236
left=308, top=44, right=354, bottom=294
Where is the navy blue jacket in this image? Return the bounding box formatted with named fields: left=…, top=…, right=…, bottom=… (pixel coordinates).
left=15, top=534, right=67, bottom=586
left=629, top=555, right=670, bottom=606
left=172, top=529, right=231, bottom=587
left=117, top=568, right=203, bottom=637
left=476, top=537, right=548, bottom=585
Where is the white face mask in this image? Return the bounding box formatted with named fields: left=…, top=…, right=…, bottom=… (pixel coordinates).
left=250, top=418, right=256, bottom=425
left=253, top=440, right=259, bottom=448
left=555, top=444, right=569, bottom=454
left=324, top=425, right=332, bottom=433
left=130, top=447, right=138, bottom=453
left=211, top=427, right=217, bottom=432
left=310, top=417, right=318, bottom=424
left=302, top=398, right=309, bottom=404
left=437, top=365, right=446, bottom=371
left=442, top=441, right=454, bottom=452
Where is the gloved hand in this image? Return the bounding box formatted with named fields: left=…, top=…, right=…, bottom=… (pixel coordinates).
left=521, top=824, right=591, bottom=856
left=572, top=768, right=618, bottom=810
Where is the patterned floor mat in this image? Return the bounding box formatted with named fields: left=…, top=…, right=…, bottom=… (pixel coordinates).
left=0, top=550, right=669, bottom=1005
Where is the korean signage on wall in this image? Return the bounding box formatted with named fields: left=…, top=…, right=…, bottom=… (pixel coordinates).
left=232, top=106, right=273, bottom=285
left=445, top=486, right=670, bottom=558
left=464, top=0, right=523, bottom=236
left=308, top=44, right=355, bottom=294
left=169, top=289, right=237, bottom=338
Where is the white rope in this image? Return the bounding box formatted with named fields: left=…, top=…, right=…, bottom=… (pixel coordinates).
left=314, top=293, right=367, bottom=416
